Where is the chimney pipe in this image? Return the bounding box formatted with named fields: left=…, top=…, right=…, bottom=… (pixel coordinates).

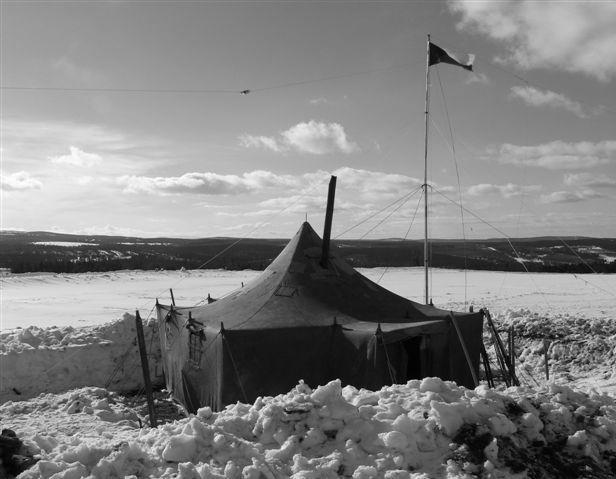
left=320, top=175, right=337, bottom=268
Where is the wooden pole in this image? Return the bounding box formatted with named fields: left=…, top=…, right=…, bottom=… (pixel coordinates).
left=449, top=313, right=479, bottom=387
left=485, top=310, right=519, bottom=386
left=543, top=339, right=550, bottom=381
left=320, top=175, right=337, bottom=268
left=509, top=325, right=515, bottom=376
left=169, top=288, right=176, bottom=306
left=423, top=34, right=431, bottom=305
left=135, top=310, right=157, bottom=427
left=480, top=343, right=494, bottom=388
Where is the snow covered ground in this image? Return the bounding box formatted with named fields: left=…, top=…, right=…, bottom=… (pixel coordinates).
left=2, top=267, right=614, bottom=330
left=1, top=268, right=615, bottom=477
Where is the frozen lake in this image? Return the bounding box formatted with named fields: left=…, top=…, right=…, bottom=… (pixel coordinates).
left=1, top=267, right=614, bottom=330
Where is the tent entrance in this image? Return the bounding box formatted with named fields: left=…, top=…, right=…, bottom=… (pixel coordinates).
left=401, top=336, right=423, bottom=381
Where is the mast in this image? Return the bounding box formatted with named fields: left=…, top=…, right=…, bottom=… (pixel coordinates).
left=423, top=34, right=431, bottom=305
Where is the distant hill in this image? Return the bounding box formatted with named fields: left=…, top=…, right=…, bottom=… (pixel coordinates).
left=1, top=230, right=615, bottom=274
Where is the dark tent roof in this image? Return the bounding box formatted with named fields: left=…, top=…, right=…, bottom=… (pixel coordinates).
left=172, top=222, right=474, bottom=331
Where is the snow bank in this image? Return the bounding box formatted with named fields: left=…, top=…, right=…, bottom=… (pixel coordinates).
left=5, top=380, right=616, bottom=478
left=489, top=308, right=616, bottom=395
left=0, top=314, right=163, bottom=403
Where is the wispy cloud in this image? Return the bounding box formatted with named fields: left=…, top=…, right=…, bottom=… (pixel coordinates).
left=449, top=1, right=616, bottom=81
left=467, top=182, right=541, bottom=198
left=309, top=97, right=328, bottom=105
left=50, top=146, right=103, bottom=167
left=2, top=118, right=168, bottom=175
left=540, top=189, right=604, bottom=204
left=238, top=135, right=284, bottom=153
left=509, top=86, right=589, bottom=118
left=52, top=56, right=106, bottom=86
left=491, top=140, right=616, bottom=170
left=239, top=120, right=359, bottom=155
left=1, top=171, right=43, bottom=191
left=563, top=172, right=616, bottom=188
left=117, top=170, right=299, bottom=195
left=465, top=72, right=490, bottom=85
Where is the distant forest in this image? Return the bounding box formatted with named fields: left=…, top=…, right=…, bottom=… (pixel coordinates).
left=1, top=231, right=615, bottom=274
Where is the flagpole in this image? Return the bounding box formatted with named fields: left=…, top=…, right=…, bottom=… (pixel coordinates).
left=423, top=34, right=431, bottom=305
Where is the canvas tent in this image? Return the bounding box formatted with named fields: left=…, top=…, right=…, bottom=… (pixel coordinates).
left=156, top=221, right=484, bottom=412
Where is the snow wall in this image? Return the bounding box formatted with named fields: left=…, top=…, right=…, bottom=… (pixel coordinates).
left=0, top=313, right=164, bottom=403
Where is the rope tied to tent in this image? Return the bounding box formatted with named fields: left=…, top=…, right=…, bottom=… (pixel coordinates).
left=376, top=324, right=396, bottom=385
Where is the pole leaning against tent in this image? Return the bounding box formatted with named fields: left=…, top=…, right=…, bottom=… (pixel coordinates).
left=135, top=310, right=157, bottom=427
left=423, top=34, right=431, bottom=305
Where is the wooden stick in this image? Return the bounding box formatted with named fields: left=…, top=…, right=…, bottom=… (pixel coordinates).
left=169, top=288, right=176, bottom=306
left=509, top=325, right=515, bottom=376
left=135, top=310, right=157, bottom=427
left=485, top=310, right=519, bottom=386
left=544, top=339, right=550, bottom=381
left=480, top=343, right=494, bottom=388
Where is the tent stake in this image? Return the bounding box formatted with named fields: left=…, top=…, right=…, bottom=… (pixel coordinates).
left=449, top=313, right=479, bottom=387
left=135, top=310, right=157, bottom=427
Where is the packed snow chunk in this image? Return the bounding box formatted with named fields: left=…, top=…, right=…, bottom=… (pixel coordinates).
left=566, top=429, right=593, bottom=457
left=161, top=433, right=197, bottom=463
left=429, top=400, right=464, bottom=436
left=483, top=437, right=499, bottom=464
left=419, top=377, right=447, bottom=394
left=352, top=465, right=378, bottom=479
left=519, top=412, right=544, bottom=441
left=379, top=431, right=409, bottom=451
left=196, top=406, right=213, bottom=420
left=310, top=379, right=343, bottom=404
left=266, top=435, right=300, bottom=463
left=383, top=470, right=412, bottom=479
left=488, top=413, right=517, bottom=436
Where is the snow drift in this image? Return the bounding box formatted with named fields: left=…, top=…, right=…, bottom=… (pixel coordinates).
left=0, top=314, right=163, bottom=403
left=3, top=379, right=615, bottom=478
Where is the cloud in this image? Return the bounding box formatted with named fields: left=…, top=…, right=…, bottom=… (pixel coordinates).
left=332, top=167, right=421, bottom=197
left=239, top=120, right=359, bottom=155
left=491, top=140, right=616, bottom=170
left=283, top=121, right=359, bottom=154
left=540, top=189, right=603, bottom=204
left=1, top=171, right=43, bottom=191
left=52, top=56, right=105, bottom=86
left=467, top=182, right=541, bottom=198
left=309, top=97, right=329, bottom=105
left=50, top=146, right=103, bottom=167
left=238, top=135, right=283, bottom=153
left=465, top=72, right=490, bottom=85
left=509, top=86, right=588, bottom=118
left=449, top=1, right=616, bottom=81
left=563, top=172, right=616, bottom=188
left=117, top=170, right=299, bottom=195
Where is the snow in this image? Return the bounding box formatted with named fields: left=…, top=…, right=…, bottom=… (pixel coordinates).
left=0, top=313, right=163, bottom=403
left=2, top=380, right=615, bottom=478
left=0, top=267, right=615, bottom=477
left=31, top=242, right=97, bottom=247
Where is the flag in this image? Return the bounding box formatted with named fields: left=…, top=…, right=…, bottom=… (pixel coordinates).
left=428, top=42, right=474, bottom=71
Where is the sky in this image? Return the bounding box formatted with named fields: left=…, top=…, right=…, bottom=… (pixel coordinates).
left=1, top=0, right=615, bottom=240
